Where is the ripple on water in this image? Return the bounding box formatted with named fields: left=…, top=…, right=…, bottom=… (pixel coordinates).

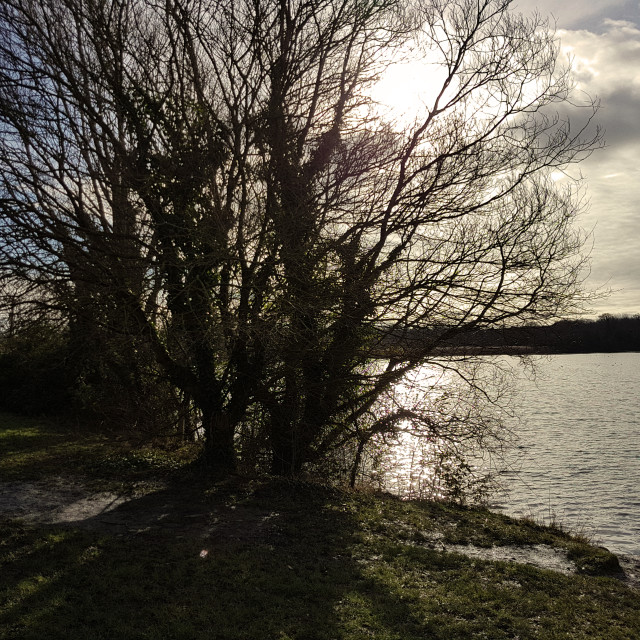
left=388, top=353, right=640, bottom=556
left=495, top=353, right=640, bottom=556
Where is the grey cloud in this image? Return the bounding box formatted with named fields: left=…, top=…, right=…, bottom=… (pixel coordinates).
left=549, top=18, right=640, bottom=314
left=514, top=0, right=639, bottom=32
left=597, top=88, right=640, bottom=149
left=555, top=21, right=640, bottom=149
left=501, top=3, right=640, bottom=314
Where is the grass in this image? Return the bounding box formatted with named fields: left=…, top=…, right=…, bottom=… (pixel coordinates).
left=0, top=411, right=199, bottom=493
left=1, top=413, right=639, bottom=639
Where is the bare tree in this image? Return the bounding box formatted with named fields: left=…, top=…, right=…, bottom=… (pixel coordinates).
left=0, top=0, right=599, bottom=476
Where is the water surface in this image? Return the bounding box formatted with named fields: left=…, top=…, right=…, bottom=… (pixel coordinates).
left=382, top=352, right=640, bottom=555
left=493, top=352, right=640, bottom=556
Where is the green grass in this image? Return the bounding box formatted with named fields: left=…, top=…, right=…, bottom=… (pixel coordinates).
left=1, top=414, right=639, bottom=639
left=0, top=411, right=199, bottom=493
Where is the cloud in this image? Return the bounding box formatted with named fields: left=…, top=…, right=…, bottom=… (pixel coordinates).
left=507, top=4, right=640, bottom=314
left=515, top=0, right=639, bottom=32
left=554, top=18, right=640, bottom=314
left=559, top=21, right=640, bottom=147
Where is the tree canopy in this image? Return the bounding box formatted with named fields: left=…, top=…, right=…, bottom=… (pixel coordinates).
left=0, top=0, right=599, bottom=480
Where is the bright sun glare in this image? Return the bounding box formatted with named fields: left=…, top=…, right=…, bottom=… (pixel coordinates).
left=369, top=51, right=449, bottom=127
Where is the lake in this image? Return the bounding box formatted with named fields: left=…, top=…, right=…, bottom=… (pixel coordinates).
left=384, top=352, right=640, bottom=556
left=492, top=352, right=640, bottom=556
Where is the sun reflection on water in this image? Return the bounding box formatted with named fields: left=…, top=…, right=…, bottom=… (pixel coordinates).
left=362, top=359, right=516, bottom=503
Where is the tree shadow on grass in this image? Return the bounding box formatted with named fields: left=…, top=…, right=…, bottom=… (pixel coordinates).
left=4, top=478, right=639, bottom=639
left=0, top=478, right=441, bottom=639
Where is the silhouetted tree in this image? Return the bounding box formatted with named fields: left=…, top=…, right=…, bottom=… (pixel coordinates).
left=0, top=0, right=599, bottom=475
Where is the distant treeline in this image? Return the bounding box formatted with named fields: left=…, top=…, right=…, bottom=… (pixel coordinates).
left=2, top=314, right=638, bottom=419
left=436, top=314, right=640, bottom=354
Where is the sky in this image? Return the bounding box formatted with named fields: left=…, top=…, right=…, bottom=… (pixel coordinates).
left=516, top=0, right=640, bottom=316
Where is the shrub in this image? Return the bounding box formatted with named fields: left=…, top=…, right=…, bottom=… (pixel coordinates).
left=0, top=323, right=73, bottom=415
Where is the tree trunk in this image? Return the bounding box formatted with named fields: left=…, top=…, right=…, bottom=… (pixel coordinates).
left=350, top=438, right=366, bottom=489
left=201, top=410, right=237, bottom=474
left=269, top=413, right=304, bottom=476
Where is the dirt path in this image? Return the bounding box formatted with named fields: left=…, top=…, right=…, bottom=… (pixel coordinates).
left=1, top=477, right=639, bottom=589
